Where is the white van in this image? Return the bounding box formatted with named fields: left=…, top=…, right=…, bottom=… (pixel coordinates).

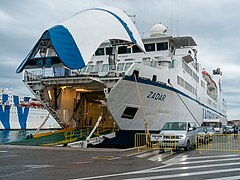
left=159, top=121, right=197, bottom=151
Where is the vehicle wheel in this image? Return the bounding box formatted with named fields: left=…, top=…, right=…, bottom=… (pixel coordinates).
left=184, top=140, right=191, bottom=151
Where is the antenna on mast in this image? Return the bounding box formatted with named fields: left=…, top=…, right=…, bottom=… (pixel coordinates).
left=170, top=2, right=173, bottom=35
left=176, top=0, right=179, bottom=35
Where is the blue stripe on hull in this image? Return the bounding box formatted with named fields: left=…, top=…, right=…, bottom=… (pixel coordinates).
left=94, top=130, right=158, bottom=148
left=0, top=94, right=10, bottom=129
left=0, top=106, right=10, bottom=129
left=0, top=95, right=31, bottom=130
left=13, top=96, right=30, bottom=129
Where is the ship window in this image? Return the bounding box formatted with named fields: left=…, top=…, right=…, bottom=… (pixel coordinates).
left=150, top=60, right=157, bottom=67
left=86, top=65, right=94, bottom=73
left=124, top=62, right=133, bottom=71
left=144, top=43, right=155, bottom=52
left=193, top=72, right=199, bottom=83
left=132, top=45, right=142, bottom=53
left=152, top=75, right=157, bottom=82
left=177, top=76, right=185, bottom=87
left=95, top=48, right=105, bottom=56
left=101, top=64, right=109, bottom=72
left=117, top=63, right=124, bottom=71
left=157, top=42, right=168, bottom=51
left=131, top=70, right=139, bottom=78
left=143, top=57, right=151, bottom=66
left=118, top=46, right=131, bottom=54
left=106, top=47, right=113, bottom=55
left=121, top=107, right=138, bottom=119
left=201, top=80, right=205, bottom=88
left=79, top=67, right=87, bottom=73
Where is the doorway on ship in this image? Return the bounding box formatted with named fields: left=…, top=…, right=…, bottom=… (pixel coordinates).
left=73, top=91, right=116, bottom=133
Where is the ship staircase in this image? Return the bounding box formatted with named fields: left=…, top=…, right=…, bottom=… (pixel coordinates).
left=23, top=71, right=66, bottom=128
left=47, top=107, right=65, bottom=128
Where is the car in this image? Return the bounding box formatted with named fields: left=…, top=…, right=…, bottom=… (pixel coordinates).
left=223, top=126, right=233, bottom=134
left=229, top=126, right=235, bottom=134
left=205, top=126, right=215, bottom=140
left=196, top=127, right=210, bottom=144
left=159, top=121, right=197, bottom=151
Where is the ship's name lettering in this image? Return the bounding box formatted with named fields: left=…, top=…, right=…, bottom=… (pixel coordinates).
left=147, top=91, right=166, bottom=101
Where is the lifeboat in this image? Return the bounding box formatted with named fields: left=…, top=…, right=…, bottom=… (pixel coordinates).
left=20, top=101, right=30, bottom=107
left=208, top=80, right=217, bottom=93
left=202, top=71, right=212, bottom=85
left=29, top=99, right=44, bottom=108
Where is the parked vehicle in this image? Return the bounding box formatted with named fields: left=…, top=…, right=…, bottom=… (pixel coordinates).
left=205, top=126, right=215, bottom=140
left=223, top=126, right=234, bottom=134
left=196, top=127, right=210, bottom=144
left=159, top=121, right=197, bottom=151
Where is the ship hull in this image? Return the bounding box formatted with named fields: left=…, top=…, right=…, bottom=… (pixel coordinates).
left=0, top=93, right=60, bottom=130
left=107, top=75, right=227, bottom=131
left=0, top=106, right=60, bottom=130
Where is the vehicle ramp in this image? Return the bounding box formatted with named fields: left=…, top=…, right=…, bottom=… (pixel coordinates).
left=6, top=127, right=115, bottom=147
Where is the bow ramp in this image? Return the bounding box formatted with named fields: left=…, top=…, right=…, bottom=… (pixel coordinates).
left=16, top=6, right=145, bottom=73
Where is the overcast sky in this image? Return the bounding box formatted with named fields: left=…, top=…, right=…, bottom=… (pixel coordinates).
left=0, top=0, right=239, bottom=120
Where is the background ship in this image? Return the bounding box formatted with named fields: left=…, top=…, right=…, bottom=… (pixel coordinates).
left=0, top=89, right=60, bottom=130
left=15, top=7, right=227, bottom=146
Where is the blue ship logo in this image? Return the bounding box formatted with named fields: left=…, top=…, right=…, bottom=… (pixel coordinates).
left=0, top=94, right=10, bottom=129
left=0, top=94, right=30, bottom=129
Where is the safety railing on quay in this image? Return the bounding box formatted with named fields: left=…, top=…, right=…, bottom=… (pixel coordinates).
left=134, top=133, right=177, bottom=155
left=196, top=134, right=240, bottom=155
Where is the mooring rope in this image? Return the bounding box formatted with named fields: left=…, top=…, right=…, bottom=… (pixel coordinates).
left=133, top=74, right=151, bottom=144
left=169, top=80, right=201, bottom=126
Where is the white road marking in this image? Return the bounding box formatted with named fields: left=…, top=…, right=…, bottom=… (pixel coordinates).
left=73, top=161, right=94, bottom=164
left=125, top=151, right=146, bottom=157
left=179, top=157, right=238, bottom=165
left=0, top=154, right=19, bottom=158
left=149, top=161, right=240, bottom=173
left=137, top=152, right=154, bottom=158
left=0, top=169, right=33, bottom=178
left=162, top=153, right=188, bottom=165
left=148, top=153, right=171, bottom=162
left=0, top=150, right=8, bottom=153
left=70, top=164, right=172, bottom=180
left=71, top=155, right=240, bottom=180
left=123, top=168, right=240, bottom=180
left=24, top=165, right=54, bottom=169
left=205, top=175, right=240, bottom=180
left=148, top=154, right=164, bottom=162
left=108, top=157, right=121, bottom=160
left=180, top=154, right=239, bottom=160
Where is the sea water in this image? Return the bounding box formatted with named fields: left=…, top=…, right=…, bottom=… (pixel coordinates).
left=0, top=130, right=38, bottom=144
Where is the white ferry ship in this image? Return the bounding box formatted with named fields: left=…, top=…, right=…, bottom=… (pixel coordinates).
left=0, top=89, right=61, bottom=130
left=16, top=7, right=227, bottom=145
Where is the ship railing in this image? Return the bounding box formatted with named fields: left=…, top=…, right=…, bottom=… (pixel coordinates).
left=207, top=89, right=218, bottom=101
left=196, top=134, right=240, bottom=155
left=23, top=70, right=42, bottom=81
left=135, top=133, right=177, bottom=155
left=23, top=67, right=126, bottom=82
